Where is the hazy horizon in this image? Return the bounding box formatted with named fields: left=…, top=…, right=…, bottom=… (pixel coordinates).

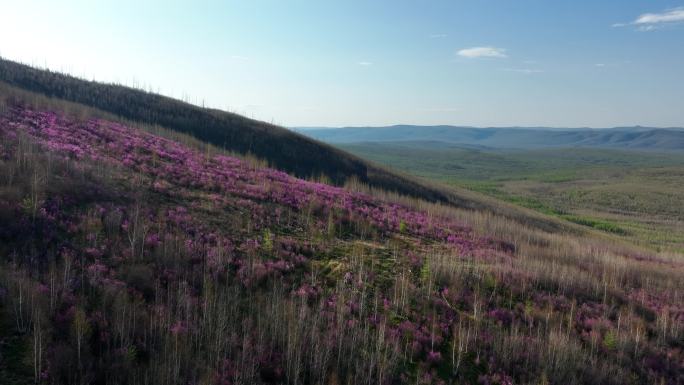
left=2, top=0, right=683, bottom=128
left=293, top=124, right=684, bottom=130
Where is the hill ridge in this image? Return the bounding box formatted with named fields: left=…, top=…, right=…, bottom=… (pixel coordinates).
left=1, top=58, right=581, bottom=234
left=297, top=124, right=684, bottom=150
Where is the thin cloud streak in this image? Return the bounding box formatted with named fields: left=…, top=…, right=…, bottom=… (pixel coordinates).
left=635, top=8, right=684, bottom=24
left=614, top=7, right=684, bottom=31
left=457, top=46, right=507, bottom=58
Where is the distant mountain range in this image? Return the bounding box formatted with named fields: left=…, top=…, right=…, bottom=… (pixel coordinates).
left=296, top=125, right=684, bottom=150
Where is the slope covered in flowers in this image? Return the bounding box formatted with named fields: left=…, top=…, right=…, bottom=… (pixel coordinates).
left=3, top=108, right=486, bottom=246
left=0, top=105, right=682, bottom=385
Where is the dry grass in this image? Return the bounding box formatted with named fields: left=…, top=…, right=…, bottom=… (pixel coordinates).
left=1, top=84, right=682, bottom=384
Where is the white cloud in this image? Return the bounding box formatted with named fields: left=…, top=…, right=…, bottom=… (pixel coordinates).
left=614, top=7, right=684, bottom=30
left=457, top=46, right=507, bottom=58
left=429, top=34, right=448, bottom=39
left=595, top=63, right=606, bottom=67
left=634, top=8, right=684, bottom=25
left=357, top=61, right=373, bottom=66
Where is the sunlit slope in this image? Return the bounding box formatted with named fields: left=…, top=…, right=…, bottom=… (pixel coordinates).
left=1, top=104, right=682, bottom=384
left=0, top=59, right=579, bottom=235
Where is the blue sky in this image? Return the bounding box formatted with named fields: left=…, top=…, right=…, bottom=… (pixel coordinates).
left=1, top=0, right=683, bottom=127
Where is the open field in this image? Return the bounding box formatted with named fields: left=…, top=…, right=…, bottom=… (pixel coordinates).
left=337, top=143, right=684, bottom=253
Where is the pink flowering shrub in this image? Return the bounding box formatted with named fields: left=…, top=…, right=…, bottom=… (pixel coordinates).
left=0, top=105, right=681, bottom=384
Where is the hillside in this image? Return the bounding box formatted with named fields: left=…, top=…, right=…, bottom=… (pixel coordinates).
left=297, top=125, right=684, bottom=150
left=2, top=1, right=683, bottom=384
left=0, top=58, right=449, bottom=203
left=0, top=59, right=581, bottom=235
left=1, top=95, right=684, bottom=384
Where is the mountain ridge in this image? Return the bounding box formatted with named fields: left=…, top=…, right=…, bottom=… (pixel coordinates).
left=296, top=125, right=684, bottom=150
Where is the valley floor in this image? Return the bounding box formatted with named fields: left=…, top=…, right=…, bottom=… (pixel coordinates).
left=339, top=143, right=684, bottom=254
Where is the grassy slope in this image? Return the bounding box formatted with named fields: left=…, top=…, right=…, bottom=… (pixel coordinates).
left=0, top=58, right=453, bottom=205
left=0, top=61, right=582, bottom=237
left=337, top=142, right=684, bottom=252
left=1, top=103, right=682, bottom=385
